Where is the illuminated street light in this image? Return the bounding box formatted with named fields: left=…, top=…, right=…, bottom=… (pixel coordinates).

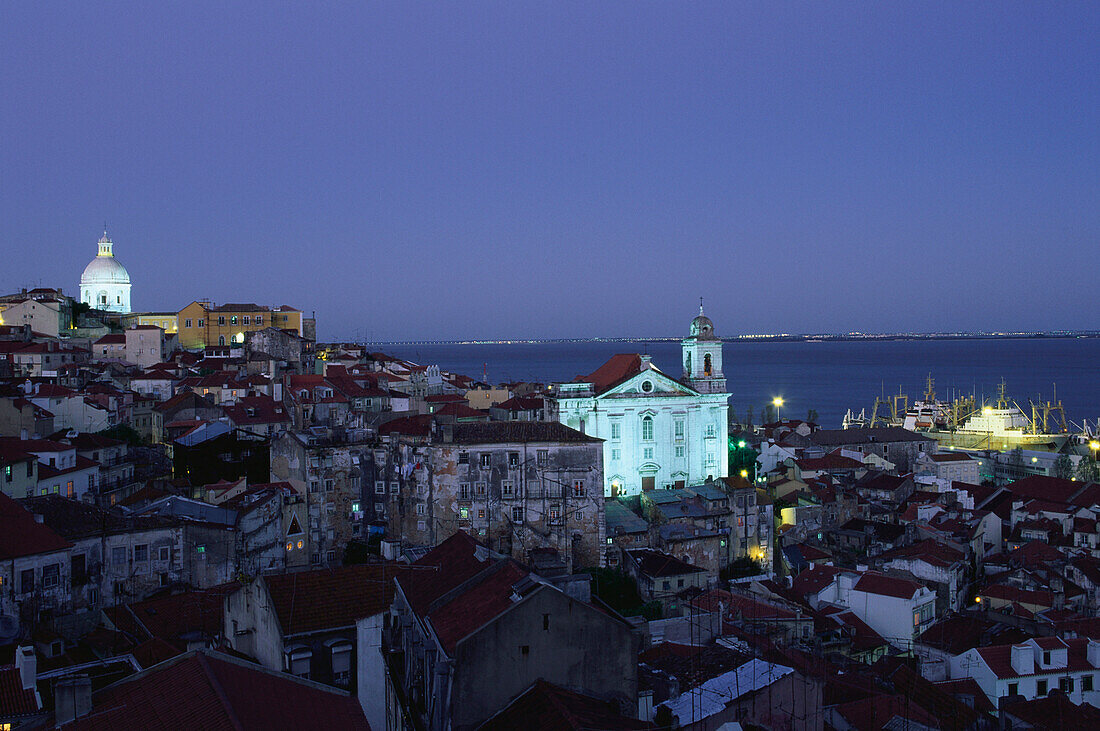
left=772, top=397, right=784, bottom=422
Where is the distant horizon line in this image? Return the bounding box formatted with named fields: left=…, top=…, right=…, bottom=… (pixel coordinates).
left=344, top=330, right=1100, bottom=347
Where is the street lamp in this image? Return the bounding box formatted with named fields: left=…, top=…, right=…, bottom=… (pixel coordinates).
left=772, top=397, right=784, bottom=423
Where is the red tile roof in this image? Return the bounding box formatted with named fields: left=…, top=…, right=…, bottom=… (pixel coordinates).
left=0, top=664, right=40, bottom=718
left=428, top=560, right=529, bottom=652
left=0, top=492, right=72, bottom=560
left=626, top=549, right=705, bottom=578
left=480, top=679, right=655, bottom=730
left=263, top=563, right=410, bottom=636
left=61, top=651, right=367, bottom=730
left=976, top=637, right=1095, bottom=680
left=791, top=564, right=841, bottom=599
left=580, top=353, right=642, bottom=394
left=852, top=572, right=923, bottom=600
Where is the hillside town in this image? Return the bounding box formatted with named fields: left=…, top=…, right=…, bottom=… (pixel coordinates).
left=2, top=236, right=1100, bottom=730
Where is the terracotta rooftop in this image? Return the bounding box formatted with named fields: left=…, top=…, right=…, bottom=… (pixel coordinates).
left=481, top=679, right=655, bottom=730
left=264, top=562, right=411, bottom=636
left=60, top=650, right=367, bottom=730
left=0, top=492, right=72, bottom=560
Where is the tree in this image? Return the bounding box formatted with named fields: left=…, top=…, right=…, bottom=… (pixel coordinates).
left=744, top=405, right=754, bottom=430
left=763, top=404, right=776, bottom=424
left=1052, top=453, right=1075, bottom=480
left=806, top=409, right=819, bottom=424
left=1077, top=457, right=1100, bottom=484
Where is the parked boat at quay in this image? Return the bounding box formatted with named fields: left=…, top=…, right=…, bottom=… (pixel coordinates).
left=843, top=377, right=1071, bottom=452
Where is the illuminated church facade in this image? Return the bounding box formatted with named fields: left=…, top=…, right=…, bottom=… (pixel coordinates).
left=555, top=306, right=730, bottom=497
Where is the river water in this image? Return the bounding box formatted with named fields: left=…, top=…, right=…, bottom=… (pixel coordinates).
left=380, top=338, right=1100, bottom=430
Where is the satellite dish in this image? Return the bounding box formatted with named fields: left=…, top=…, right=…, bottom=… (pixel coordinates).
left=0, top=614, right=20, bottom=645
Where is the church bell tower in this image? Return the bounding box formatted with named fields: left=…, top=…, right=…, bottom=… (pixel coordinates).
left=682, top=300, right=725, bottom=394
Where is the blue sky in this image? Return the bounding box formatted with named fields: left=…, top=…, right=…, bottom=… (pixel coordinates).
left=2, top=2, right=1097, bottom=340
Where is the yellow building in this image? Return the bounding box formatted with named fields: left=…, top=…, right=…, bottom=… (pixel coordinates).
left=177, top=301, right=305, bottom=349
left=124, top=311, right=179, bottom=334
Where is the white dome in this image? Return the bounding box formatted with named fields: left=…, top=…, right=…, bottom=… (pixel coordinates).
left=81, top=255, right=130, bottom=285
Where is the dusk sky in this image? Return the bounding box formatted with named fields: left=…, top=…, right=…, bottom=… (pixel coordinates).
left=2, top=3, right=1097, bottom=341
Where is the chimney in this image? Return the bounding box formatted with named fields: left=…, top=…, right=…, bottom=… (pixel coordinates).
left=1088, top=639, right=1100, bottom=669
left=640, top=354, right=652, bottom=369
left=15, top=645, right=35, bottom=690
left=54, top=674, right=92, bottom=725
left=1010, top=644, right=1034, bottom=675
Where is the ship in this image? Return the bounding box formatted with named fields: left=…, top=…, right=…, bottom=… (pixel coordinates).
left=843, top=376, right=1071, bottom=452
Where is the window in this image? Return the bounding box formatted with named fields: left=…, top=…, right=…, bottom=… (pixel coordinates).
left=325, top=479, right=335, bottom=492
left=158, top=546, right=170, bottom=562
left=1060, top=677, right=1074, bottom=693
left=641, top=380, right=653, bottom=392
left=134, top=544, right=148, bottom=562
left=475, top=482, right=486, bottom=496
left=662, top=580, right=671, bottom=590
left=508, top=452, right=519, bottom=467
left=675, top=445, right=685, bottom=458
left=459, top=483, right=471, bottom=500
left=243, top=316, right=250, bottom=325
left=112, top=546, right=127, bottom=566
left=512, top=506, right=524, bottom=522
left=390, top=481, right=399, bottom=494
left=218, top=316, right=226, bottom=326
left=574, top=510, right=583, bottom=520
left=230, top=315, right=238, bottom=325
left=706, top=424, right=715, bottom=438
left=610, top=422, right=621, bottom=440
left=417, top=520, right=426, bottom=531
left=502, top=480, right=514, bottom=498
left=537, top=449, right=549, bottom=466
left=459, top=451, right=470, bottom=465
left=611, top=449, right=621, bottom=461
left=375, top=481, right=385, bottom=494
left=416, top=503, right=426, bottom=515
left=883, top=444, right=889, bottom=456
left=330, top=641, right=352, bottom=687
left=218, top=335, right=225, bottom=346
left=549, top=507, right=561, bottom=523
left=674, top=420, right=684, bottom=440
left=477, top=509, right=486, bottom=519
left=1037, top=679, right=1048, bottom=696
left=71, top=554, right=86, bottom=586
left=197, top=318, right=204, bottom=327
left=185, top=318, right=192, bottom=328
left=677, top=578, right=685, bottom=588
left=286, top=647, right=312, bottom=679
left=643, top=447, right=654, bottom=460
left=255, top=315, right=262, bottom=325
left=641, top=416, right=654, bottom=441
left=480, top=453, right=491, bottom=469
left=572, top=480, right=585, bottom=497
left=1084, top=675, right=1094, bottom=692
left=459, top=506, right=469, bottom=520
left=1043, top=651, right=1051, bottom=666
left=4, top=465, right=10, bottom=482
left=20, top=568, right=34, bottom=593
left=309, top=480, right=319, bottom=494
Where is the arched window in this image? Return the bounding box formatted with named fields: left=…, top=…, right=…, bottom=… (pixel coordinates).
left=641, top=415, right=654, bottom=441
left=218, top=335, right=226, bottom=346
left=685, top=352, right=692, bottom=374
left=704, top=353, right=712, bottom=376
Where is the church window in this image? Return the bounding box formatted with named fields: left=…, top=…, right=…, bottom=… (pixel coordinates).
left=611, top=449, right=621, bottom=461
left=675, top=446, right=685, bottom=458
left=674, top=420, right=684, bottom=440
left=706, top=424, right=716, bottom=438
left=644, top=447, right=654, bottom=460
left=641, top=416, right=654, bottom=441
left=610, top=422, right=621, bottom=440
left=641, top=380, right=653, bottom=393
left=685, top=352, right=692, bottom=373
left=704, top=353, right=712, bottom=376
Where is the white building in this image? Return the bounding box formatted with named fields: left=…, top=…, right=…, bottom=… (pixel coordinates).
left=554, top=307, right=730, bottom=497
left=80, top=231, right=132, bottom=313
left=814, top=569, right=938, bottom=651
left=950, top=637, right=1100, bottom=707
left=915, top=451, right=981, bottom=484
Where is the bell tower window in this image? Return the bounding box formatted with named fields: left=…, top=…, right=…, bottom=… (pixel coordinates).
left=704, top=353, right=712, bottom=376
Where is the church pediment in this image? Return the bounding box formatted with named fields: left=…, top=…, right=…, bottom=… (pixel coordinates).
left=598, top=368, right=700, bottom=399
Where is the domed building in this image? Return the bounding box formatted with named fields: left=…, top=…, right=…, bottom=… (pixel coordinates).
left=80, top=230, right=131, bottom=313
